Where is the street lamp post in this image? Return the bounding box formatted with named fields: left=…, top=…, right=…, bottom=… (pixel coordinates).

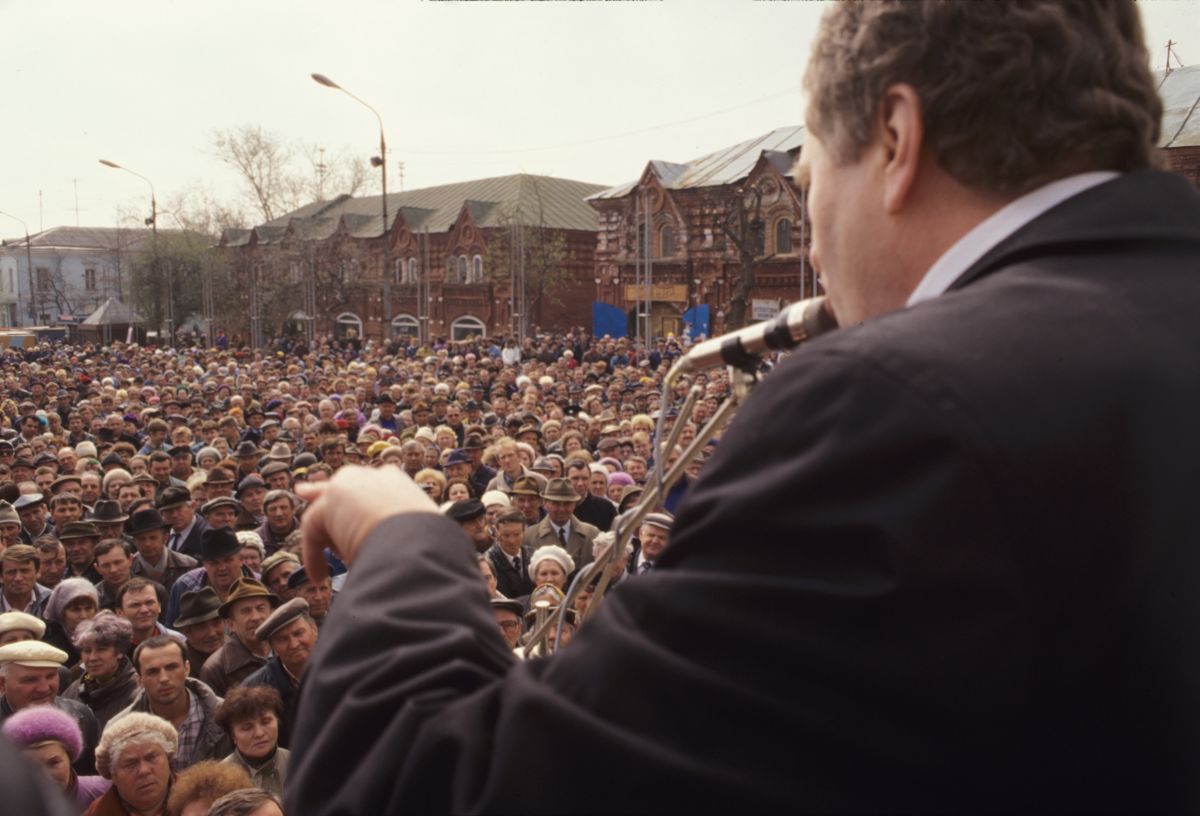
left=99, top=159, right=173, bottom=343
left=0, top=211, right=35, bottom=325
left=312, top=73, right=392, bottom=341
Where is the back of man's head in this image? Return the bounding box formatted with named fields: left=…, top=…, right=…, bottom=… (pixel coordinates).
left=803, top=0, right=1161, bottom=197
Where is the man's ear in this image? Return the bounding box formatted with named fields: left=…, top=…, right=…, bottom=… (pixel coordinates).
left=877, top=83, right=925, bottom=214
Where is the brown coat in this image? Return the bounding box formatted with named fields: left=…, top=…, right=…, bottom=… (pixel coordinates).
left=199, top=634, right=267, bottom=697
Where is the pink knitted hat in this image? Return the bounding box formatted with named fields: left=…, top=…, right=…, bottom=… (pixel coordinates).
left=1, top=705, right=84, bottom=761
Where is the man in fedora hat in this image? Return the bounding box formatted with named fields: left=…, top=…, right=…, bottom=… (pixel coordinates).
left=129, top=507, right=198, bottom=593
left=509, top=476, right=544, bottom=528
left=200, top=577, right=279, bottom=696
left=58, top=520, right=103, bottom=584
left=522, top=478, right=597, bottom=576
left=204, top=467, right=236, bottom=499
left=157, top=485, right=209, bottom=560
left=165, top=528, right=252, bottom=629
left=244, top=597, right=319, bottom=748
left=463, top=433, right=495, bottom=497
left=173, top=587, right=227, bottom=681
left=91, top=499, right=131, bottom=545
left=235, top=440, right=261, bottom=482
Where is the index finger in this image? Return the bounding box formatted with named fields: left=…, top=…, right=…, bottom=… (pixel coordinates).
left=297, top=480, right=333, bottom=583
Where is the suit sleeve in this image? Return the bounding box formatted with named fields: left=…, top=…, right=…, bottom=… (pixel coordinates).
left=286, top=343, right=1030, bottom=813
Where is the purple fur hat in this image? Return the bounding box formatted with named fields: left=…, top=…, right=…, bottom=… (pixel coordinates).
left=1, top=705, right=84, bottom=762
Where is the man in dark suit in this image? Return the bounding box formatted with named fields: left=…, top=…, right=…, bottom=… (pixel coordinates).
left=157, top=486, right=208, bottom=560
left=485, top=510, right=533, bottom=600
left=287, top=3, right=1199, bottom=813
left=566, top=459, right=616, bottom=532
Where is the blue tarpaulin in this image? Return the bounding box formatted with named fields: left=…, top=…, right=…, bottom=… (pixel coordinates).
left=682, top=304, right=710, bottom=340
left=592, top=302, right=627, bottom=339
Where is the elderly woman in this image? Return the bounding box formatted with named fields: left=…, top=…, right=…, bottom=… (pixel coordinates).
left=527, top=544, right=575, bottom=592
left=102, top=469, right=132, bottom=502
left=87, top=713, right=177, bottom=816
left=413, top=468, right=447, bottom=503
left=215, top=685, right=290, bottom=796
left=2, top=704, right=110, bottom=810
left=63, top=611, right=139, bottom=730
left=164, top=760, right=251, bottom=816
left=235, top=531, right=265, bottom=576
left=44, top=577, right=101, bottom=672
left=606, top=471, right=635, bottom=504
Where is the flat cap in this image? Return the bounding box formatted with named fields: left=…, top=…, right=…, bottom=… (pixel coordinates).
left=199, top=496, right=241, bottom=517
left=0, top=611, right=46, bottom=639
left=255, top=597, right=311, bottom=642
left=0, top=640, right=68, bottom=668
left=12, top=493, right=45, bottom=511
left=642, top=511, right=674, bottom=531
left=259, top=550, right=301, bottom=579
left=237, top=475, right=266, bottom=495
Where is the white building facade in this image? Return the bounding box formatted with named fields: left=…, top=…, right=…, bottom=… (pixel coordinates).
left=0, top=226, right=152, bottom=327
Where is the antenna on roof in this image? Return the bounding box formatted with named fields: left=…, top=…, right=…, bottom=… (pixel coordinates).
left=1166, top=40, right=1187, bottom=75
left=316, top=147, right=328, bottom=200
left=398, top=161, right=405, bottom=192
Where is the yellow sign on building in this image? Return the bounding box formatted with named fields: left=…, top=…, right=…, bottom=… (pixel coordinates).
left=623, top=283, right=688, bottom=303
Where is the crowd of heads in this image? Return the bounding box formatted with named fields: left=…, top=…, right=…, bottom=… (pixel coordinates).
left=0, top=323, right=723, bottom=812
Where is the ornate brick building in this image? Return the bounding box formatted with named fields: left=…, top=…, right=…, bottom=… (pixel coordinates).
left=218, top=174, right=607, bottom=345
left=589, top=126, right=817, bottom=340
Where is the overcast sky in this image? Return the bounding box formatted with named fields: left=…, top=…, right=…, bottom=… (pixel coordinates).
left=1, top=0, right=1195, bottom=237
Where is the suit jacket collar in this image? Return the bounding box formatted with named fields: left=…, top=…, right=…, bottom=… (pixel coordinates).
left=949, top=171, right=1200, bottom=295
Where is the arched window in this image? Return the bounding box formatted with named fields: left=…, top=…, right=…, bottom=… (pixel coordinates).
left=394, top=258, right=404, bottom=284
left=458, top=255, right=468, bottom=283
left=335, top=312, right=363, bottom=340
left=450, top=315, right=486, bottom=341
left=775, top=218, right=793, bottom=254
left=659, top=224, right=674, bottom=258
left=391, top=314, right=420, bottom=337
left=406, top=258, right=419, bottom=284
left=472, top=255, right=483, bottom=283
left=446, top=257, right=457, bottom=282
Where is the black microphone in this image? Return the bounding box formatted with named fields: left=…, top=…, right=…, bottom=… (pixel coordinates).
left=666, top=296, right=836, bottom=382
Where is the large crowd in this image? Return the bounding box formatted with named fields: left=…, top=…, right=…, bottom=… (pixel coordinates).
left=0, top=327, right=731, bottom=815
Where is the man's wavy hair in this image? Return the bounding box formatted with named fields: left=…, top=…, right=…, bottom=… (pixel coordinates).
left=803, top=0, right=1163, bottom=196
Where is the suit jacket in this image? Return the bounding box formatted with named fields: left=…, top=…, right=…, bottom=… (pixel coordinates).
left=485, top=542, right=533, bottom=600
left=130, top=548, right=197, bottom=594
left=573, top=492, right=617, bottom=532
left=521, top=515, right=597, bottom=574
left=172, top=516, right=210, bottom=560
left=287, top=172, right=1200, bottom=813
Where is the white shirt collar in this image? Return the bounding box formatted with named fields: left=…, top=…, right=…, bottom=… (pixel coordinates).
left=906, top=172, right=1119, bottom=307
